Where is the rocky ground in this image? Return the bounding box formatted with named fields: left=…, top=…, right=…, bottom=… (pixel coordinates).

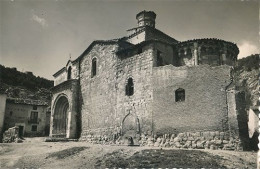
left=0, top=137, right=257, bottom=169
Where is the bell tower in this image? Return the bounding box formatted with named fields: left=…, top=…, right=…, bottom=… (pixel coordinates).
left=136, top=10, right=156, bottom=28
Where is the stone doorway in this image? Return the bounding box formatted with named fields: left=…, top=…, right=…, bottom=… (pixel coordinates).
left=122, top=111, right=140, bottom=139
left=18, top=126, right=24, bottom=137
left=53, top=96, right=69, bottom=138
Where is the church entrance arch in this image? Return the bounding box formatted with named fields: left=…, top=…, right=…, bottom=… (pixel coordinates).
left=53, top=95, right=69, bottom=138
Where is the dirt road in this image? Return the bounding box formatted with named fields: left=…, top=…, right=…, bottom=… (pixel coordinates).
left=0, top=137, right=257, bottom=168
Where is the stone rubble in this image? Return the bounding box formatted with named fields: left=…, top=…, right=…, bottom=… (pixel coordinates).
left=79, top=130, right=243, bottom=151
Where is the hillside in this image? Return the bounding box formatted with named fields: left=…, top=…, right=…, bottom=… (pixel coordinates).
left=234, top=54, right=259, bottom=108
left=0, top=65, right=53, bottom=104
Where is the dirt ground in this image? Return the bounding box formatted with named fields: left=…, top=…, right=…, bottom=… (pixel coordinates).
left=0, top=137, right=257, bottom=169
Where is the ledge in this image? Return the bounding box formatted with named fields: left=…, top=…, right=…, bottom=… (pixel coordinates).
left=51, top=79, right=78, bottom=93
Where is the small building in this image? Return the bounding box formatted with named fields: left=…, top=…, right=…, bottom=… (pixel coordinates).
left=4, top=98, right=50, bottom=137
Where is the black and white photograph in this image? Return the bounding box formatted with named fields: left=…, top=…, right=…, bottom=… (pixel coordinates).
left=0, top=0, right=259, bottom=168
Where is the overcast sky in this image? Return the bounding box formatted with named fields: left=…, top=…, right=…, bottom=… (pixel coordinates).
left=0, top=0, right=259, bottom=80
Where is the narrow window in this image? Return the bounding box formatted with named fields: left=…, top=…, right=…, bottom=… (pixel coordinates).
left=30, top=112, right=38, bottom=123
left=175, top=88, right=185, bottom=102
left=187, top=48, right=192, bottom=55
left=67, top=66, right=72, bottom=80
left=91, top=58, right=97, bottom=77
left=157, top=50, right=163, bottom=66
left=126, top=78, right=134, bottom=96
left=33, top=105, right=37, bottom=110
left=31, top=125, right=37, bottom=132
left=10, top=111, right=13, bottom=116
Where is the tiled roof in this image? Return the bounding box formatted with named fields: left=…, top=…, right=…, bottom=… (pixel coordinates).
left=6, top=97, right=48, bottom=106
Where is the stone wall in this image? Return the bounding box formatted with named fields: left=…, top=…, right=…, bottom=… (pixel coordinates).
left=176, top=39, right=239, bottom=67
left=54, top=69, right=67, bottom=86
left=151, top=65, right=232, bottom=134
left=115, top=43, right=154, bottom=139
left=79, top=130, right=242, bottom=151
left=153, top=42, right=176, bottom=66
left=145, top=27, right=178, bottom=44
left=79, top=43, right=119, bottom=137
left=127, top=31, right=146, bottom=45
left=53, top=62, right=79, bottom=86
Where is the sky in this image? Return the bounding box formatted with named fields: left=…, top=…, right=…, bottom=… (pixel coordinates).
left=0, top=0, right=259, bottom=80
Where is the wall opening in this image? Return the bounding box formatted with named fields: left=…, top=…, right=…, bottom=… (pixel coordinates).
left=67, top=66, right=72, bottom=80
left=126, top=78, right=134, bottom=96
left=175, top=88, right=185, bottom=102
left=31, top=125, right=37, bottom=132
left=53, top=96, right=69, bottom=138
left=137, top=48, right=142, bottom=54
left=33, top=105, right=37, bottom=110
left=30, top=111, right=38, bottom=123
left=91, top=58, right=97, bottom=77
left=157, top=50, right=163, bottom=66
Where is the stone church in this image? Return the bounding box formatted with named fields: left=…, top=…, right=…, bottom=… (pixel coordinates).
left=50, top=11, right=249, bottom=149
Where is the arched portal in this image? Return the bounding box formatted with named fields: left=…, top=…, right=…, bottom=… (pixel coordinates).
left=53, top=96, right=69, bottom=138
left=122, top=111, right=140, bottom=138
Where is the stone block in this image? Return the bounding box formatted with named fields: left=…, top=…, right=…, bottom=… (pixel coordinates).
left=174, top=137, right=182, bottom=142
left=178, top=133, right=185, bottom=138
left=215, top=131, right=220, bottom=136
left=203, top=131, right=210, bottom=138
left=195, top=132, right=201, bottom=137
left=215, top=140, right=222, bottom=145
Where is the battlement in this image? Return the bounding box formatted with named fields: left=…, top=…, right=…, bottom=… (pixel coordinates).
left=136, top=10, right=156, bottom=28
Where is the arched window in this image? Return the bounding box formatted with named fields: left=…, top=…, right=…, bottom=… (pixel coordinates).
left=67, top=66, right=72, bottom=80
left=187, top=48, right=192, bottom=55
left=91, top=58, right=97, bottom=77
left=157, top=50, right=163, bottom=66
left=126, top=78, right=134, bottom=96
left=175, top=88, right=185, bottom=102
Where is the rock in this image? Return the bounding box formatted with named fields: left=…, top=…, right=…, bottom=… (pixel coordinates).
left=178, top=133, right=185, bottom=138
left=175, top=142, right=182, bottom=148
left=173, top=137, right=181, bottom=142
left=223, top=140, right=229, bottom=144
left=195, top=132, right=201, bottom=137
left=196, top=142, right=204, bottom=149
left=183, top=141, right=192, bottom=148
left=191, top=142, right=197, bottom=149
left=163, top=139, right=170, bottom=147
left=210, top=145, right=216, bottom=150
left=187, top=137, right=194, bottom=141
left=215, top=140, right=222, bottom=145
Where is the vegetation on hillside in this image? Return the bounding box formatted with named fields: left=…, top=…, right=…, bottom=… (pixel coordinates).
left=0, top=64, right=53, bottom=103
left=235, top=54, right=259, bottom=71
left=234, top=54, right=259, bottom=107
left=0, top=64, right=53, bottom=91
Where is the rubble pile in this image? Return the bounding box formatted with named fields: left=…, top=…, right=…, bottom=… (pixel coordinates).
left=2, top=126, right=23, bottom=143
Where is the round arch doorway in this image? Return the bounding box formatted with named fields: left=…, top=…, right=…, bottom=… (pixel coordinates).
left=53, top=96, right=69, bottom=138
